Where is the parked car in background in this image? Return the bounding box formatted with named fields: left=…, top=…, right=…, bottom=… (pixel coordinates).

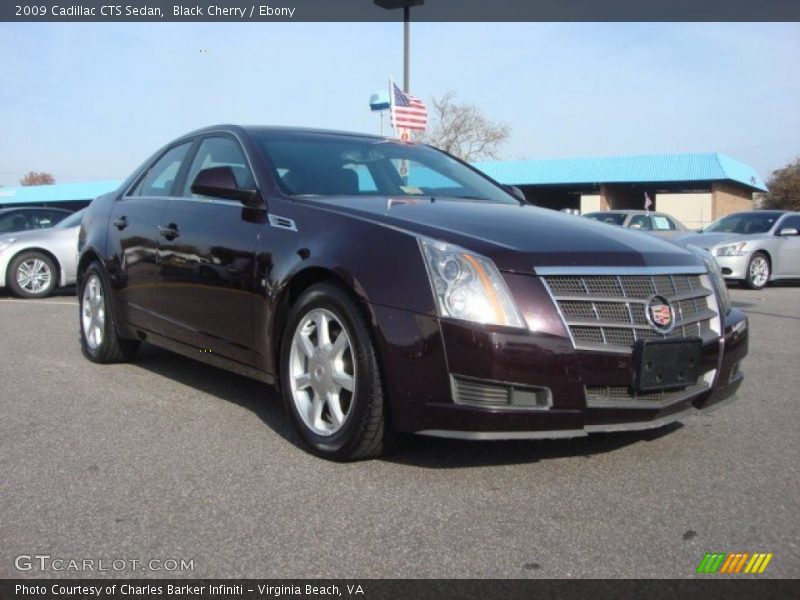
left=676, top=210, right=800, bottom=290
left=583, top=210, right=689, bottom=238
left=0, top=207, right=73, bottom=234
left=0, top=209, right=84, bottom=298
left=77, top=125, right=747, bottom=461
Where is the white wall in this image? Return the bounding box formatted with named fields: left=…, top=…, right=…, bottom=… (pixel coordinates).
left=580, top=194, right=603, bottom=213
left=656, top=193, right=713, bottom=230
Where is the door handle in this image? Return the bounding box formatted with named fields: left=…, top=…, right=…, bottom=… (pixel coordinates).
left=159, top=224, right=180, bottom=240
left=112, top=216, right=128, bottom=230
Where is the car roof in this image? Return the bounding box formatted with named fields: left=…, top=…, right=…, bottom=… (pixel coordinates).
left=180, top=124, right=390, bottom=143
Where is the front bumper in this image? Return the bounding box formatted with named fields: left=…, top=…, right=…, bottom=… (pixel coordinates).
left=714, top=253, right=750, bottom=280
left=371, top=274, right=748, bottom=439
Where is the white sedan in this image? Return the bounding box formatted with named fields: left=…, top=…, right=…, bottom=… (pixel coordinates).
left=0, top=209, right=84, bottom=298
left=676, top=210, right=800, bottom=289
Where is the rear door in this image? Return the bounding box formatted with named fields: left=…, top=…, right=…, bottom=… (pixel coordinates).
left=107, top=141, right=193, bottom=331
left=155, top=134, right=262, bottom=364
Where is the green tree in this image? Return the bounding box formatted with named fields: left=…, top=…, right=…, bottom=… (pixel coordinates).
left=761, top=158, right=800, bottom=211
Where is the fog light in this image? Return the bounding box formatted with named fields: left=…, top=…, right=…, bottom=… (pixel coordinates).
left=451, top=375, right=552, bottom=410
left=728, top=361, right=743, bottom=383
left=732, top=318, right=748, bottom=337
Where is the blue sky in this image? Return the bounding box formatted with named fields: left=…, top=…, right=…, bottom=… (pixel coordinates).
left=0, top=22, right=798, bottom=186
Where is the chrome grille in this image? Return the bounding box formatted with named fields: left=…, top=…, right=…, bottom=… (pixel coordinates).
left=584, top=369, right=716, bottom=408
left=543, top=273, right=721, bottom=353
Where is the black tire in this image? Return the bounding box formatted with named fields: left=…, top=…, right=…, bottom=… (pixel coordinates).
left=79, top=261, right=140, bottom=363
left=742, top=251, right=770, bottom=290
left=7, top=251, right=58, bottom=298
left=280, top=282, right=394, bottom=461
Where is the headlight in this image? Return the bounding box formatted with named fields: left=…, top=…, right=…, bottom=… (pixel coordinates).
left=703, top=255, right=731, bottom=316
left=419, top=237, right=526, bottom=328
left=686, top=244, right=731, bottom=316
left=715, top=242, right=748, bottom=256
left=0, top=238, right=15, bottom=254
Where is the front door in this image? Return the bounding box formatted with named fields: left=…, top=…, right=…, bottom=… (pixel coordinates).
left=774, top=215, right=800, bottom=277
left=156, top=135, right=262, bottom=365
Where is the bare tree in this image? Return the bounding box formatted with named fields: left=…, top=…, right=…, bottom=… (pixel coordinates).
left=20, top=171, right=55, bottom=186
left=418, top=91, right=510, bottom=161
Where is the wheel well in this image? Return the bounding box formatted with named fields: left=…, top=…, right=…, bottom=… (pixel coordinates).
left=77, top=250, right=101, bottom=286
left=7, top=247, right=61, bottom=286
left=272, top=267, right=367, bottom=376
left=751, top=249, right=772, bottom=277
left=752, top=249, right=771, bottom=265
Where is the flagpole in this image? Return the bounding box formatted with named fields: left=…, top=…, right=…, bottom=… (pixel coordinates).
left=389, top=76, right=397, bottom=137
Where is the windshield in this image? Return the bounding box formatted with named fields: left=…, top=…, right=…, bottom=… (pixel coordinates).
left=253, top=133, right=518, bottom=205
left=584, top=212, right=626, bottom=226
left=704, top=212, right=782, bottom=234
left=56, top=210, right=85, bottom=229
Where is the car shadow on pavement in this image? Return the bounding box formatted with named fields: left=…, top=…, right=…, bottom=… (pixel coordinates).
left=132, top=343, right=682, bottom=468
left=132, top=343, right=302, bottom=448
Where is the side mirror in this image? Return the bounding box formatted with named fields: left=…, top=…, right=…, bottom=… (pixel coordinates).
left=190, top=166, right=263, bottom=207
left=778, top=227, right=798, bottom=237
left=505, top=185, right=527, bottom=203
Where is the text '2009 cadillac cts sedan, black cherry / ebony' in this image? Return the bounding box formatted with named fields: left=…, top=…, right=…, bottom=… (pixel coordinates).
left=77, top=125, right=748, bottom=460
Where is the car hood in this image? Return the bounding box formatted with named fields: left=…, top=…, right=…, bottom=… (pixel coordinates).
left=303, top=196, right=703, bottom=273
left=674, top=231, right=765, bottom=250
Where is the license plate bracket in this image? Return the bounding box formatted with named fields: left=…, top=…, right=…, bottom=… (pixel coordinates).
left=633, top=338, right=702, bottom=392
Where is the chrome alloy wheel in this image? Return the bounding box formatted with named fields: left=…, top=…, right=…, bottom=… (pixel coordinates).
left=288, top=308, right=356, bottom=437
left=81, top=274, right=106, bottom=350
left=749, top=255, right=769, bottom=288
left=16, top=258, right=52, bottom=294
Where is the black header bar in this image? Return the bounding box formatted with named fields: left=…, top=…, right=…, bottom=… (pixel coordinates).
left=3, top=0, right=800, bottom=22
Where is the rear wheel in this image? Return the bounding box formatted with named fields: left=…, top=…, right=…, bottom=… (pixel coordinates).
left=7, top=251, right=57, bottom=298
left=280, top=283, right=393, bottom=461
left=743, top=252, right=770, bottom=290
left=79, top=261, right=140, bottom=363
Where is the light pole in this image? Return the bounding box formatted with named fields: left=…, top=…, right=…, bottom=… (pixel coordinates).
left=374, top=0, right=424, bottom=92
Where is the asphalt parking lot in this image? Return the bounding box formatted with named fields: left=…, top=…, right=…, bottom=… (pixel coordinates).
left=0, top=285, right=798, bottom=579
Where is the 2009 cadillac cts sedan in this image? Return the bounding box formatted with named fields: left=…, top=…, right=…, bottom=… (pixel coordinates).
left=78, top=125, right=748, bottom=460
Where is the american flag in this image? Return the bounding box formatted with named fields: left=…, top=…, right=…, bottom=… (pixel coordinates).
left=390, top=83, right=428, bottom=131
left=644, top=192, right=653, bottom=212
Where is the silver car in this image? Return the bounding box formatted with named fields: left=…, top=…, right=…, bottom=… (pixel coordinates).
left=583, top=210, right=689, bottom=239
left=676, top=210, right=800, bottom=290
left=0, top=209, right=84, bottom=298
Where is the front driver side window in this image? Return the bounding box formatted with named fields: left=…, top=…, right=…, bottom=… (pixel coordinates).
left=133, top=142, right=192, bottom=197
left=182, top=137, right=255, bottom=197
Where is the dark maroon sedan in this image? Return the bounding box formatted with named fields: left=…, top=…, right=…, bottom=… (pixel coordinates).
left=77, top=126, right=748, bottom=460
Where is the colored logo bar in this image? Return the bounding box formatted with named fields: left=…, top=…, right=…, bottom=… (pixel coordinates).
left=696, top=552, right=773, bottom=574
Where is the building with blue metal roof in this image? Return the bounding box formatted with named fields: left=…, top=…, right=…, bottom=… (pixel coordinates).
left=473, top=152, right=764, bottom=228
left=0, top=151, right=764, bottom=229
left=0, top=180, right=121, bottom=211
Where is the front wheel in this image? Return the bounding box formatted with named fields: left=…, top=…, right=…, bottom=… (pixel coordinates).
left=79, top=261, right=140, bottom=363
left=8, top=251, right=57, bottom=298
left=280, top=283, right=393, bottom=461
left=743, top=252, right=770, bottom=290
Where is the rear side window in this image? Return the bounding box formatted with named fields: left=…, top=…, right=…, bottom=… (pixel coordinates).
left=182, top=137, right=254, bottom=197
left=133, top=142, right=192, bottom=197
left=652, top=215, right=675, bottom=230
